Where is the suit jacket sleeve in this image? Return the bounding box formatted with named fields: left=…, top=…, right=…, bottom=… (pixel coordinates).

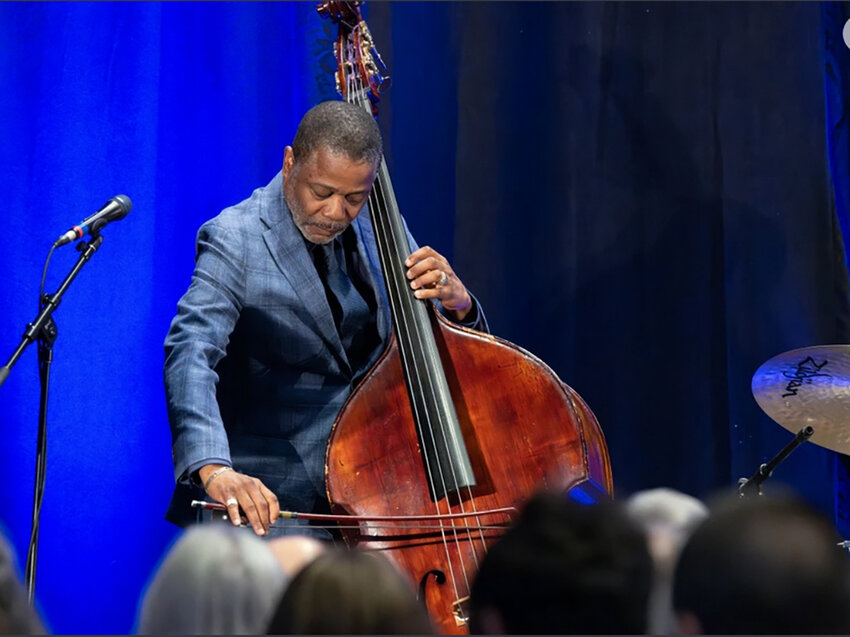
left=164, top=218, right=246, bottom=483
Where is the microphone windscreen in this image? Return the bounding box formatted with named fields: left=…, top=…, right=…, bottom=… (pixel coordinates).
left=112, top=194, right=132, bottom=218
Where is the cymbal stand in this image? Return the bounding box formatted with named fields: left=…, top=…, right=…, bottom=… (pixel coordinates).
left=737, top=426, right=815, bottom=497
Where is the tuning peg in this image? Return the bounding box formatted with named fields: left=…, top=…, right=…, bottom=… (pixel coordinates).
left=370, top=71, right=391, bottom=94
left=370, top=46, right=388, bottom=74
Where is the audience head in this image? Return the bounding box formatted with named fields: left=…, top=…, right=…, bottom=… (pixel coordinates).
left=138, top=525, right=286, bottom=634
left=673, top=492, right=850, bottom=634
left=0, top=531, right=45, bottom=634
left=267, top=534, right=327, bottom=579
left=266, top=547, right=433, bottom=634
left=468, top=491, right=653, bottom=634
left=626, top=488, right=708, bottom=634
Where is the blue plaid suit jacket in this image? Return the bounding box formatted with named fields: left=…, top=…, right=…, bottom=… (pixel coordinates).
left=163, top=171, right=487, bottom=528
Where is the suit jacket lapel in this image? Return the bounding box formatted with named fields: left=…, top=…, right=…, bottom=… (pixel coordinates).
left=258, top=173, right=347, bottom=367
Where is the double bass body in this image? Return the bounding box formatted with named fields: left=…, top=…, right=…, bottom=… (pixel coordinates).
left=326, top=310, right=612, bottom=634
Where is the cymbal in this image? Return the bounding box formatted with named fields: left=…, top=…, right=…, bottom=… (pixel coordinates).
left=752, top=345, right=850, bottom=455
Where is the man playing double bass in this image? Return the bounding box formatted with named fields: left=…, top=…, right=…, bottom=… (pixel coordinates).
left=163, top=101, right=488, bottom=537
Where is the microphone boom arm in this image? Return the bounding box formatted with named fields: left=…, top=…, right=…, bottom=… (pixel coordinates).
left=0, top=235, right=104, bottom=387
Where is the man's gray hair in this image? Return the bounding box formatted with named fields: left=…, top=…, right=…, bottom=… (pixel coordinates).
left=137, top=525, right=287, bottom=634
left=292, top=101, right=382, bottom=166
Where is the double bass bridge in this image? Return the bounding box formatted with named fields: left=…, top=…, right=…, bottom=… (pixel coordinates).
left=452, top=596, right=470, bottom=627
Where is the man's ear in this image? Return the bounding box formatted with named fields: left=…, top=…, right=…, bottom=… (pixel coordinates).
left=282, top=146, right=295, bottom=179
left=674, top=610, right=703, bottom=635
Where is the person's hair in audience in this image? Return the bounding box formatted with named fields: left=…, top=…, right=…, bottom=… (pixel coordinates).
left=0, top=531, right=45, bottom=634
left=267, top=534, right=328, bottom=579
left=672, top=491, right=850, bottom=634
left=266, top=547, right=433, bottom=634
left=468, top=491, right=653, bottom=634
left=626, top=487, right=708, bottom=634
left=137, top=525, right=286, bottom=634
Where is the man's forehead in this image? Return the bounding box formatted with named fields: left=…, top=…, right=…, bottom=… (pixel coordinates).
left=300, top=146, right=371, bottom=165
left=299, top=148, right=376, bottom=178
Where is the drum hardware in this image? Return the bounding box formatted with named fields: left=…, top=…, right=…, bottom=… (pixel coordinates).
left=744, top=344, right=850, bottom=495
left=737, top=426, right=814, bottom=496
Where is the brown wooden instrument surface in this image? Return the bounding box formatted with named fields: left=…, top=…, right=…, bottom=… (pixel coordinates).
left=327, top=311, right=612, bottom=634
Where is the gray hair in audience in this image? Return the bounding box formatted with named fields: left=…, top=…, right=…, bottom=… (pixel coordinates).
left=626, top=488, right=708, bottom=634
left=267, top=535, right=328, bottom=579
left=137, top=525, right=286, bottom=634
left=0, top=531, right=45, bottom=634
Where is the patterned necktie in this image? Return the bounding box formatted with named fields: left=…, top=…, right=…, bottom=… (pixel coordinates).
left=313, top=239, right=372, bottom=357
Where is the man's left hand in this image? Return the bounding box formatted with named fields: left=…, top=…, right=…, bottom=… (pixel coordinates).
left=406, top=246, right=472, bottom=322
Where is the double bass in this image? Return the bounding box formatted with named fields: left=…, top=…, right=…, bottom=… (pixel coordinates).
left=317, top=4, right=613, bottom=633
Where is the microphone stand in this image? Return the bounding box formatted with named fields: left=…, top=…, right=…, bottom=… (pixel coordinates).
left=0, top=234, right=104, bottom=604
left=737, top=425, right=814, bottom=497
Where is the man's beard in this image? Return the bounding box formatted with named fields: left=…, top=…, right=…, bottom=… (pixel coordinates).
left=284, top=188, right=347, bottom=245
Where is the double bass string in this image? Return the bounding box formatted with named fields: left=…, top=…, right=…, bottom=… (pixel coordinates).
left=338, top=77, right=461, bottom=529
left=340, top=80, right=453, bottom=528
left=341, top=78, right=481, bottom=601
left=343, top=71, right=490, bottom=605
left=342, top=90, right=456, bottom=528
left=366, top=170, right=474, bottom=603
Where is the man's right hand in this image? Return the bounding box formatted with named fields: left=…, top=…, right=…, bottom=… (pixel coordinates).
left=198, top=463, right=280, bottom=536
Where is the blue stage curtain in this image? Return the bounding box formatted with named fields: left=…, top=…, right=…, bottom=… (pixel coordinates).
left=0, top=2, right=334, bottom=632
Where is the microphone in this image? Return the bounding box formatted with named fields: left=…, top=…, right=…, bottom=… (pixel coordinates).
left=54, top=195, right=132, bottom=247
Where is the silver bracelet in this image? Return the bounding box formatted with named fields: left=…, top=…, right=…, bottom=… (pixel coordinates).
left=202, top=466, right=233, bottom=491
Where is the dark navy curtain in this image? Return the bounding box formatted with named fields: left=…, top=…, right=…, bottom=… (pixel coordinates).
left=376, top=1, right=850, bottom=512
left=1, top=2, right=849, bottom=633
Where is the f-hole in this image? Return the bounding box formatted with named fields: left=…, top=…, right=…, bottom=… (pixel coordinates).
left=417, top=568, right=446, bottom=602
